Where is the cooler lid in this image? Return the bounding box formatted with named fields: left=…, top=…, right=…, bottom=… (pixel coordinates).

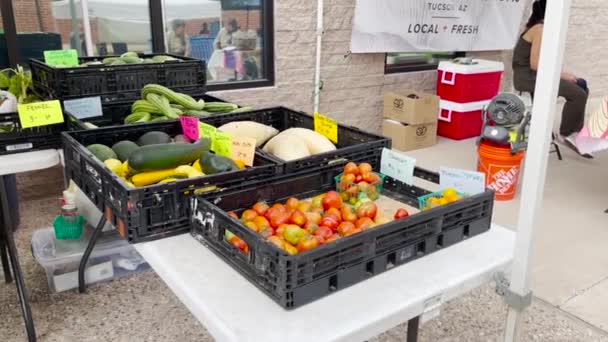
left=440, top=99, right=492, bottom=112
left=438, top=59, right=504, bottom=74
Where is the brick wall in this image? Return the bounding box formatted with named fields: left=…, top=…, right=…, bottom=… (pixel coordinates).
left=0, top=0, right=55, bottom=32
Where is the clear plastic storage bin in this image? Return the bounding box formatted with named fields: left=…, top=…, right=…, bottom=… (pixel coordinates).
left=32, top=226, right=150, bottom=293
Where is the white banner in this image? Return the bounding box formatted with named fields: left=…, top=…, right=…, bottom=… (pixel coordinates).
left=351, top=0, right=527, bottom=53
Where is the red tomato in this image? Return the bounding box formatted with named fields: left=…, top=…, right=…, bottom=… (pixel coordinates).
left=320, top=214, right=340, bottom=231
left=296, top=234, right=319, bottom=252
left=289, top=210, right=308, bottom=227
left=285, top=197, right=300, bottom=210
left=337, top=221, right=356, bottom=237
left=304, top=211, right=322, bottom=225
left=252, top=201, right=270, bottom=216
left=243, top=221, right=259, bottom=232
left=345, top=227, right=362, bottom=237
left=283, top=225, right=307, bottom=245
left=361, top=172, right=377, bottom=184
left=314, top=225, right=334, bottom=240
left=355, top=217, right=375, bottom=230
left=356, top=202, right=378, bottom=219
left=227, top=211, right=239, bottom=220
left=325, top=207, right=342, bottom=221
left=229, top=236, right=249, bottom=254
left=315, top=234, right=326, bottom=244
left=368, top=172, right=381, bottom=185
left=267, top=236, right=285, bottom=250
left=344, top=162, right=359, bottom=175
left=283, top=242, right=299, bottom=255
left=358, top=162, right=372, bottom=175
left=322, top=191, right=343, bottom=211
left=341, top=173, right=356, bottom=184
left=355, top=174, right=363, bottom=183
left=394, top=208, right=410, bottom=219
left=296, top=201, right=312, bottom=213
left=252, top=216, right=271, bottom=229
left=304, top=222, right=319, bottom=234
left=275, top=223, right=289, bottom=236
left=340, top=205, right=358, bottom=223
left=241, top=209, right=258, bottom=222
left=258, top=226, right=275, bottom=238
left=325, top=234, right=340, bottom=243
left=269, top=211, right=290, bottom=228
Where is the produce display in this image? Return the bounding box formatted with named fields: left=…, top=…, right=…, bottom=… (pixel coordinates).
left=225, top=188, right=411, bottom=255
left=86, top=130, right=246, bottom=188
left=0, top=66, right=42, bottom=132
left=47, top=52, right=183, bottom=68
left=336, top=162, right=384, bottom=203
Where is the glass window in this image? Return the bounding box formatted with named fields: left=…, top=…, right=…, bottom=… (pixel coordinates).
left=385, top=52, right=465, bottom=74
left=164, top=0, right=271, bottom=85
left=13, top=0, right=153, bottom=58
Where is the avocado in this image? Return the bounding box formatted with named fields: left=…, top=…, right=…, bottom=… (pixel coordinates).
left=111, top=140, right=139, bottom=162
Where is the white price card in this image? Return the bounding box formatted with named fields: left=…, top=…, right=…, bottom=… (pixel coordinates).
left=63, top=96, right=103, bottom=119
left=380, top=148, right=416, bottom=185
left=439, top=166, right=485, bottom=195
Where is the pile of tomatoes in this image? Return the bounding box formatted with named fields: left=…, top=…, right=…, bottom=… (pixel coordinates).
left=226, top=189, right=410, bottom=255
left=337, top=162, right=383, bottom=204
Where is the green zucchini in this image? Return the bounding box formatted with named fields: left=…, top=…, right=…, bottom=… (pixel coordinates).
left=128, top=138, right=211, bottom=171
left=146, top=93, right=178, bottom=119
left=203, top=102, right=239, bottom=113
left=142, top=84, right=205, bottom=110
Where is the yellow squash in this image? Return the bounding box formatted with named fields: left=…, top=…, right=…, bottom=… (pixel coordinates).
left=131, top=169, right=176, bottom=187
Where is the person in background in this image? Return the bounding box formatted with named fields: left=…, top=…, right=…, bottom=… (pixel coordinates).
left=512, top=0, right=592, bottom=158
left=167, top=19, right=189, bottom=56
left=199, top=22, right=210, bottom=36
left=213, top=19, right=239, bottom=50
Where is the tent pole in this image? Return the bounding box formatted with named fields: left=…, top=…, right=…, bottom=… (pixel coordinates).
left=80, top=0, right=94, bottom=56
left=313, top=0, right=324, bottom=113
left=503, top=0, right=573, bottom=341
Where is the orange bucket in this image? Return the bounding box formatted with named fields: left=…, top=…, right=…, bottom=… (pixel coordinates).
left=477, top=142, right=525, bottom=201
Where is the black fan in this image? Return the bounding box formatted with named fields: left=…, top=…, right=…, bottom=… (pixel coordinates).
left=478, top=93, right=531, bottom=153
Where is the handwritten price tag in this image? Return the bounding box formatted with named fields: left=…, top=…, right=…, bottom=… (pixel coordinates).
left=63, top=96, right=102, bottom=119
left=198, top=122, right=217, bottom=140
left=212, top=132, right=232, bottom=157
left=380, top=148, right=416, bottom=185
left=439, top=167, right=485, bottom=195
left=314, top=112, right=338, bottom=143
left=179, top=116, right=199, bottom=142
left=44, top=49, right=78, bottom=67
left=18, top=100, right=64, bottom=129
left=231, top=136, right=256, bottom=166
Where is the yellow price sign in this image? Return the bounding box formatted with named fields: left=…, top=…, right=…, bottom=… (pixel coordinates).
left=212, top=132, right=232, bottom=157
left=231, top=136, right=256, bottom=166
left=198, top=122, right=217, bottom=140
left=18, top=100, right=64, bottom=129
left=313, top=112, right=338, bottom=143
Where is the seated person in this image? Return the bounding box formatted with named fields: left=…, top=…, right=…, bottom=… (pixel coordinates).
left=512, top=0, right=591, bottom=158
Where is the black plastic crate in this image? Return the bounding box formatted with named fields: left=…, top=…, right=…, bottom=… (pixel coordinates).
left=62, top=121, right=281, bottom=243
left=30, top=54, right=206, bottom=104
left=66, top=94, right=229, bottom=130
left=191, top=169, right=494, bottom=309
left=0, top=111, right=65, bottom=155
left=200, top=107, right=391, bottom=175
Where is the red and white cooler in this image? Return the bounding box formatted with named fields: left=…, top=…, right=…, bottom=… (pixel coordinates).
left=437, top=59, right=504, bottom=103
left=437, top=99, right=491, bottom=140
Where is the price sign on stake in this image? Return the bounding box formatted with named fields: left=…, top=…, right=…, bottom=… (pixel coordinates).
left=198, top=122, right=217, bottom=140
left=439, top=167, right=485, bottom=195
left=18, top=100, right=64, bottom=129
left=380, top=148, right=416, bottom=185
left=212, top=132, right=232, bottom=157
left=179, top=116, right=200, bottom=142
left=44, top=49, right=78, bottom=67
left=314, top=112, right=338, bottom=143
left=231, top=136, right=256, bottom=166
left=63, top=96, right=103, bottom=119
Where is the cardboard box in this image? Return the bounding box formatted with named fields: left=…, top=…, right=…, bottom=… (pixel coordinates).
left=383, top=90, right=439, bottom=125
left=382, top=119, right=437, bottom=152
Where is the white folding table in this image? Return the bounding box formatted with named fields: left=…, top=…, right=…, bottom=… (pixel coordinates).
left=135, top=224, right=514, bottom=342
left=0, top=149, right=61, bottom=342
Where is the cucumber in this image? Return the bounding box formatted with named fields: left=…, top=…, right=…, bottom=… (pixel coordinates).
left=87, top=144, right=117, bottom=162
left=112, top=140, right=139, bottom=162
left=124, top=112, right=151, bottom=124
left=120, top=51, right=139, bottom=58
left=128, top=138, right=211, bottom=172
left=137, top=131, right=172, bottom=146
left=203, top=102, right=239, bottom=113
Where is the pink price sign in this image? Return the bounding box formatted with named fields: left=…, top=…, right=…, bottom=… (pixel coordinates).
left=180, top=116, right=199, bottom=142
